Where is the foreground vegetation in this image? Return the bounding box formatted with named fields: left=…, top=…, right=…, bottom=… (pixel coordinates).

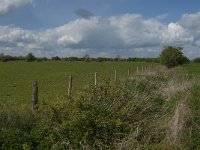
left=0, top=62, right=200, bottom=149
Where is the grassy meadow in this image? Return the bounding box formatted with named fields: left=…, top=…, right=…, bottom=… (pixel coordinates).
left=0, top=61, right=145, bottom=104
left=0, top=61, right=200, bottom=149
left=183, top=63, right=200, bottom=74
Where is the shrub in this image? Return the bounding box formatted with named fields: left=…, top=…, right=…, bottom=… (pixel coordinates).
left=26, top=53, right=36, bottom=62
left=51, top=56, right=61, bottom=61
left=160, top=46, right=190, bottom=68
left=1, top=129, right=31, bottom=150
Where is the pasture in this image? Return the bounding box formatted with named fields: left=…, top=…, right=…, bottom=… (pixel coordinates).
left=183, top=63, right=200, bottom=74
left=0, top=61, right=145, bottom=104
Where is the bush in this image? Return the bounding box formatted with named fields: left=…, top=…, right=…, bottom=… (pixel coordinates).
left=26, top=53, right=36, bottom=62
left=1, top=129, right=31, bottom=150
left=160, top=46, right=190, bottom=68
left=51, top=56, right=61, bottom=61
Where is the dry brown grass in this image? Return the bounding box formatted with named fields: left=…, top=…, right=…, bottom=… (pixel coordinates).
left=117, top=66, right=196, bottom=149
left=161, top=79, right=194, bottom=101
left=168, top=102, right=189, bottom=145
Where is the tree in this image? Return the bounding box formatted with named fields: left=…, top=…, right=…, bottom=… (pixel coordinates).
left=83, top=54, right=90, bottom=62
left=26, top=53, right=36, bottom=62
left=193, top=57, right=200, bottom=63
left=51, top=56, right=61, bottom=61
left=160, top=46, right=190, bottom=68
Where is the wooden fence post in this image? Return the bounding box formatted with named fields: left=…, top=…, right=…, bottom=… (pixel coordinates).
left=32, top=81, right=38, bottom=110
left=95, top=72, right=97, bottom=86
left=128, top=68, right=130, bottom=77
left=114, top=69, right=117, bottom=82
left=68, top=75, right=73, bottom=99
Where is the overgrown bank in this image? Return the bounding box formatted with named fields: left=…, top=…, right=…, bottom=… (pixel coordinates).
left=0, top=66, right=199, bottom=149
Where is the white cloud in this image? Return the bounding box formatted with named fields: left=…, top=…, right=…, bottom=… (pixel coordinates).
left=0, top=0, right=32, bottom=15
left=179, top=12, right=200, bottom=47
left=161, top=23, right=193, bottom=45
left=0, top=12, right=200, bottom=58
left=179, top=12, right=200, bottom=30
left=108, top=14, right=164, bottom=47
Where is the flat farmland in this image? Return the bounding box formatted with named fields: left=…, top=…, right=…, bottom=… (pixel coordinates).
left=0, top=61, right=145, bottom=104
left=183, top=63, right=200, bottom=75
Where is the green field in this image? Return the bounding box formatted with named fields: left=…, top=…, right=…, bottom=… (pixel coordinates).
left=183, top=63, right=200, bottom=74
left=0, top=62, right=200, bottom=149
left=0, top=61, right=146, bottom=103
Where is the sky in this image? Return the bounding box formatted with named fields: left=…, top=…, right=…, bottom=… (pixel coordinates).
left=0, top=0, right=200, bottom=58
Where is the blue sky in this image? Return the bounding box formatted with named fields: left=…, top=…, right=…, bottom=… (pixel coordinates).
left=0, top=0, right=200, bottom=58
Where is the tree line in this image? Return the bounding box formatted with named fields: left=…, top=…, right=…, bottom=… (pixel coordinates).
left=0, top=46, right=199, bottom=66
left=0, top=53, right=160, bottom=63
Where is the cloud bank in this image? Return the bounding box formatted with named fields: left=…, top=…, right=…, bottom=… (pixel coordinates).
left=0, top=12, right=200, bottom=58
left=0, top=0, right=32, bottom=15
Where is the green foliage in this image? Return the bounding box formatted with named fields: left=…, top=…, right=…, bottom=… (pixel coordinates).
left=83, top=54, right=90, bottom=62
left=1, top=129, right=31, bottom=150
left=127, top=57, right=160, bottom=63
left=0, top=54, right=24, bottom=62
left=0, top=70, right=169, bottom=149
left=51, top=56, right=61, bottom=61
left=182, top=85, right=200, bottom=149
left=160, top=46, right=190, bottom=68
left=0, top=52, right=161, bottom=62
left=193, top=57, right=200, bottom=63
left=26, top=53, right=36, bottom=62
left=0, top=62, right=199, bottom=149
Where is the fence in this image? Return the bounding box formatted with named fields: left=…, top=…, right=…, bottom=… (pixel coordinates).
left=32, top=64, right=153, bottom=110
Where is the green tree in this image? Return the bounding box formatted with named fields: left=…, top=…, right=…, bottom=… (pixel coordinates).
left=83, top=54, right=90, bottom=62
left=160, top=46, right=189, bottom=68
left=51, top=56, right=61, bottom=61
left=26, top=53, right=36, bottom=62
left=193, top=57, right=200, bottom=63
